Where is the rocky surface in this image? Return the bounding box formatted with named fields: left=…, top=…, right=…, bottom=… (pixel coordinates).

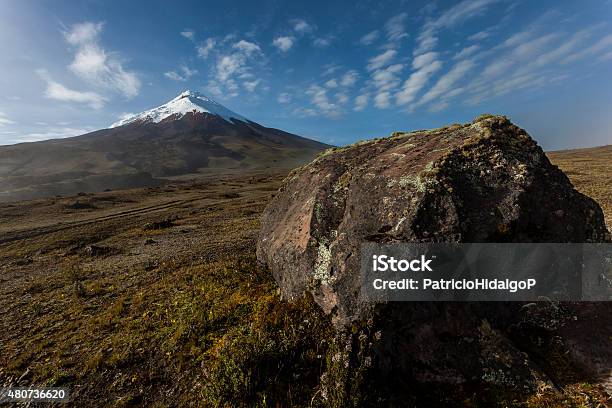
left=257, top=114, right=609, bottom=325
left=257, top=115, right=611, bottom=404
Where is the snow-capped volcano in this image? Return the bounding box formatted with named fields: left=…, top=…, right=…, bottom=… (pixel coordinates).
left=0, top=89, right=330, bottom=201
left=110, top=90, right=248, bottom=128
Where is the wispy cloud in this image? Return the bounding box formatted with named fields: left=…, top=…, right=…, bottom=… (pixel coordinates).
left=367, top=49, right=397, bottom=71
left=37, top=69, right=106, bottom=109
left=354, top=94, right=368, bottom=111
left=291, top=19, right=314, bottom=34
left=164, top=65, right=197, bottom=81
left=325, top=79, right=338, bottom=88
left=359, top=30, right=379, bottom=46
left=371, top=64, right=403, bottom=92
left=468, top=29, right=492, bottom=41
left=277, top=92, right=292, bottom=104
left=416, top=59, right=475, bottom=107
left=563, top=33, right=612, bottom=64
left=313, top=37, right=332, bottom=48
left=206, top=39, right=264, bottom=98
left=305, top=84, right=342, bottom=117
left=321, top=63, right=342, bottom=76
left=272, top=36, right=295, bottom=52
left=0, top=112, right=15, bottom=126
left=454, top=44, right=480, bottom=60
left=197, top=38, right=215, bottom=58
left=396, top=52, right=443, bottom=106
left=180, top=30, right=194, bottom=40
left=415, top=0, right=498, bottom=55
left=8, top=126, right=96, bottom=144
left=340, top=70, right=359, bottom=87
left=243, top=79, right=261, bottom=92
left=385, top=13, right=409, bottom=43
left=64, top=22, right=140, bottom=98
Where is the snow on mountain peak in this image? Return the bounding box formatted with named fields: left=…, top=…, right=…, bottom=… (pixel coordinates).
left=110, top=90, right=249, bottom=128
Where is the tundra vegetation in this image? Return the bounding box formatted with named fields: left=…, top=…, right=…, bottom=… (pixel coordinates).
left=0, top=132, right=610, bottom=406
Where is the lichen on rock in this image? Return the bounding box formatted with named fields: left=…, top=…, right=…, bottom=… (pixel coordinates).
left=256, top=115, right=611, bottom=404
left=257, top=115, right=610, bottom=326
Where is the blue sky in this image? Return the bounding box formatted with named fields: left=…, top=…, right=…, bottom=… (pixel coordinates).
left=0, top=0, right=611, bottom=149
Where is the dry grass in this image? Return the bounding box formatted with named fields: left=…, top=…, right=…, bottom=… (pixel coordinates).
left=548, top=145, right=612, bottom=230
left=0, top=150, right=610, bottom=406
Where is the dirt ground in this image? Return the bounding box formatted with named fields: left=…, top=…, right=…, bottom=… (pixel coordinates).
left=0, top=171, right=336, bottom=406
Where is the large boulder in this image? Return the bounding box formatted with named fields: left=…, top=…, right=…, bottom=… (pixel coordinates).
left=257, top=115, right=609, bottom=327
left=257, top=115, right=611, bottom=404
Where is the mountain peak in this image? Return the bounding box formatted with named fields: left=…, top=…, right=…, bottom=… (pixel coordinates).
left=174, top=89, right=206, bottom=100
left=110, top=90, right=249, bottom=128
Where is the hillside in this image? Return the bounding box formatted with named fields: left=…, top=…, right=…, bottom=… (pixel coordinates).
left=0, top=91, right=329, bottom=202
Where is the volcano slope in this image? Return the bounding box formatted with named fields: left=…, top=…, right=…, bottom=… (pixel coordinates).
left=0, top=117, right=610, bottom=407
left=0, top=91, right=329, bottom=202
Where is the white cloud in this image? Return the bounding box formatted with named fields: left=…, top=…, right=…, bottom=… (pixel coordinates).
left=385, top=13, right=409, bottom=42
left=292, top=107, right=317, bottom=118
left=322, top=63, right=341, bottom=76
left=216, top=55, right=243, bottom=82
left=272, top=36, right=295, bottom=52
left=64, top=21, right=140, bottom=98
left=313, top=37, right=332, bottom=48
left=306, top=85, right=341, bottom=117
left=325, top=79, right=338, bottom=88
left=340, top=70, right=359, bottom=87
left=481, top=32, right=560, bottom=78
left=277, top=92, right=292, bottom=104
left=563, top=34, right=612, bottom=64
left=431, top=0, right=498, bottom=30
left=205, top=80, right=224, bottom=97
left=367, top=49, right=397, bottom=71
left=525, top=29, right=591, bottom=69
left=292, top=19, right=314, bottom=34
left=413, top=51, right=439, bottom=69
left=415, top=0, right=498, bottom=55
left=414, top=28, right=439, bottom=56
left=37, top=70, right=106, bottom=109
left=454, top=45, right=480, bottom=60
left=360, top=30, right=380, bottom=46
left=354, top=94, right=368, bottom=111
left=468, top=30, right=491, bottom=41
left=180, top=30, right=194, bottom=40
left=417, top=59, right=475, bottom=107
left=0, top=112, right=15, bottom=126
left=64, top=22, right=103, bottom=45
left=9, top=127, right=96, bottom=143
left=197, top=38, right=215, bottom=58
left=371, top=63, right=403, bottom=91
left=428, top=100, right=449, bottom=112
left=374, top=91, right=392, bottom=109
left=233, top=40, right=262, bottom=55
left=396, top=52, right=443, bottom=106
left=164, top=71, right=183, bottom=81
left=335, top=92, right=349, bottom=105
left=164, top=65, right=197, bottom=81
left=212, top=39, right=263, bottom=96
left=513, top=33, right=560, bottom=58
left=243, top=79, right=261, bottom=92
